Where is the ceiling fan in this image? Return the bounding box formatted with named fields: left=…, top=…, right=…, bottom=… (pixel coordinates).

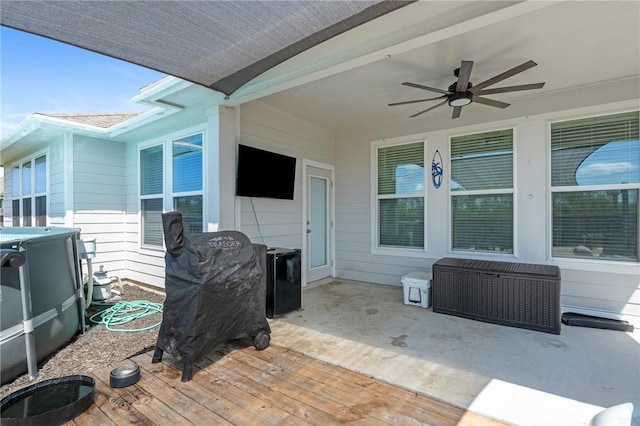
left=389, top=60, right=545, bottom=119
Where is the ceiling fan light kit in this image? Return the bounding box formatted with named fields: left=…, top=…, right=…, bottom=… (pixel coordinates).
left=448, top=92, right=472, bottom=107
left=390, top=60, right=545, bottom=119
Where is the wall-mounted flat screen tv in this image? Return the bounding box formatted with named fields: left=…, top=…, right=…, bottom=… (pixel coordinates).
left=236, top=144, right=296, bottom=200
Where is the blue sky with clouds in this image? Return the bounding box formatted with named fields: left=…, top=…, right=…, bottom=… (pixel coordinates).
left=1, top=27, right=165, bottom=137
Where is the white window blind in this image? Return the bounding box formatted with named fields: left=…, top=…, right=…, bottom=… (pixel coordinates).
left=451, top=129, right=514, bottom=253
left=140, top=145, right=164, bottom=246
left=551, top=111, right=639, bottom=261
left=141, top=198, right=164, bottom=246
left=140, top=145, right=163, bottom=196
left=376, top=142, right=424, bottom=249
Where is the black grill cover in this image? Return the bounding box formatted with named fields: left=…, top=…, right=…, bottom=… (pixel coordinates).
left=155, top=212, right=270, bottom=365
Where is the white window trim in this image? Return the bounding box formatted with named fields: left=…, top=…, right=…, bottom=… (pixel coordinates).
left=370, top=137, right=428, bottom=258
left=447, top=127, right=518, bottom=258
left=138, top=127, right=206, bottom=255
left=10, top=149, right=49, bottom=227
left=546, top=110, right=640, bottom=269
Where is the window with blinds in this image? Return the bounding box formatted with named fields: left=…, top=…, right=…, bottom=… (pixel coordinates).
left=140, top=133, right=204, bottom=248
left=451, top=129, right=514, bottom=253
left=140, top=145, right=164, bottom=246
left=551, top=111, right=639, bottom=261
left=376, top=141, right=424, bottom=249
left=10, top=154, right=47, bottom=227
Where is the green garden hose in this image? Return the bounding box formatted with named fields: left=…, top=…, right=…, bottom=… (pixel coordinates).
left=89, top=300, right=163, bottom=332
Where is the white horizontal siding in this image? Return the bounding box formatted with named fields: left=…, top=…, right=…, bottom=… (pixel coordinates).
left=238, top=101, right=335, bottom=250
left=71, top=135, right=127, bottom=277
left=333, top=100, right=640, bottom=319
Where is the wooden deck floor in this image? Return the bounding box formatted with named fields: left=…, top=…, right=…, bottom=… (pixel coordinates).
left=64, top=340, right=506, bottom=425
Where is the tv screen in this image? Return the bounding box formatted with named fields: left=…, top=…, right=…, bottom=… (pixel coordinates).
left=236, top=144, right=296, bottom=200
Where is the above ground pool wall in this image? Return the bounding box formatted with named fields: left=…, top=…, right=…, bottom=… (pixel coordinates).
left=0, top=227, right=84, bottom=385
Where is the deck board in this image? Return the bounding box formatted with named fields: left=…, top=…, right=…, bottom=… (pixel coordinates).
left=75, top=340, right=505, bottom=425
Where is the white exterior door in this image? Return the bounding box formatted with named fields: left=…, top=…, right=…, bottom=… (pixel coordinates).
left=305, top=164, right=333, bottom=283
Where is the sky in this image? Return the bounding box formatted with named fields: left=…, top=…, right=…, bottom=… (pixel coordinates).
left=0, top=27, right=166, bottom=137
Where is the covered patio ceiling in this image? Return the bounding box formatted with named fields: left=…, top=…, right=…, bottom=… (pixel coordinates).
left=257, top=0, right=640, bottom=134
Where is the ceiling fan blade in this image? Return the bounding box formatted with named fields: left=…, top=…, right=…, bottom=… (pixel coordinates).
left=451, top=106, right=462, bottom=119
left=388, top=96, right=445, bottom=106
left=456, top=61, right=473, bottom=92
left=410, top=99, right=448, bottom=118
left=477, top=82, right=545, bottom=95
left=402, top=82, right=449, bottom=94
left=473, top=96, right=510, bottom=109
left=470, top=60, right=538, bottom=93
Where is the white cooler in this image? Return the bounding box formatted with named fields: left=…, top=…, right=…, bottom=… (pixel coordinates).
left=402, top=271, right=432, bottom=308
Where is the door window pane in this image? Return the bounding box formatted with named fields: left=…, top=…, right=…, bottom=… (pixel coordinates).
left=310, top=177, right=327, bottom=268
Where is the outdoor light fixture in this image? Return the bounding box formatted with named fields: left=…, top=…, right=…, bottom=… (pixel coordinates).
left=448, top=92, right=472, bottom=107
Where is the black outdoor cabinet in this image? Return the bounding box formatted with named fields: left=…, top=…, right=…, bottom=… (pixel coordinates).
left=432, top=257, right=561, bottom=334
left=266, top=248, right=301, bottom=318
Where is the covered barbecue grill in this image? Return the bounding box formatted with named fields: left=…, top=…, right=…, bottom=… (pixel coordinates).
left=152, top=212, right=271, bottom=381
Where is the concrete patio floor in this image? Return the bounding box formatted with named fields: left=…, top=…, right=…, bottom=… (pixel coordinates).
left=268, top=280, right=640, bottom=426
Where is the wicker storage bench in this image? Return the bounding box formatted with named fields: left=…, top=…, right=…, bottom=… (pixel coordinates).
left=432, top=258, right=561, bottom=334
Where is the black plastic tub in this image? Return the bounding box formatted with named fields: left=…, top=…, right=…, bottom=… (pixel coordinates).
left=0, top=375, right=95, bottom=426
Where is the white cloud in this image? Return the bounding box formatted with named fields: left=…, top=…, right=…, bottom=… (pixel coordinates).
left=579, top=161, right=638, bottom=176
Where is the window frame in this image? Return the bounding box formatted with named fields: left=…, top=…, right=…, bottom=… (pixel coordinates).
left=448, top=127, right=517, bottom=257
left=548, top=110, right=639, bottom=264
left=138, top=129, right=205, bottom=252
left=10, top=150, right=49, bottom=227
left=370, top=137, right=428, bottom=257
